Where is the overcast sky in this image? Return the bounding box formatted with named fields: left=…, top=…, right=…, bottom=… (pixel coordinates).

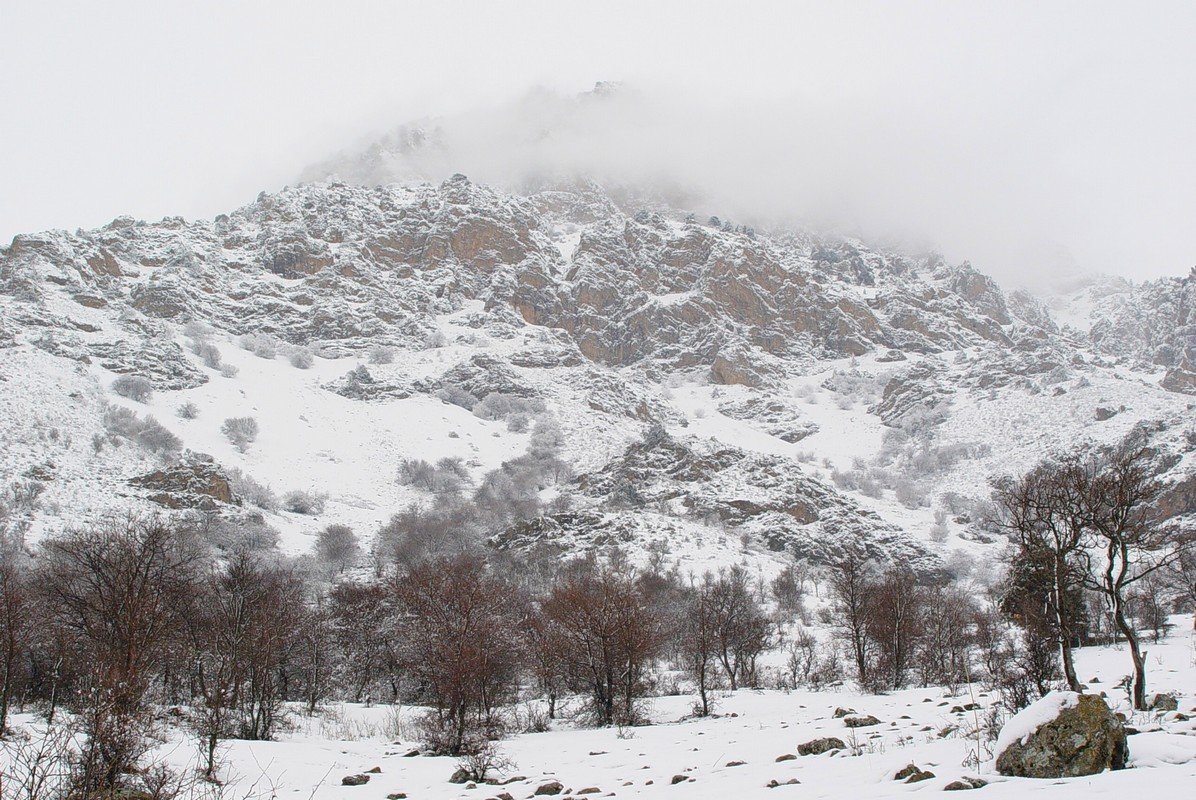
left=2, top=1, right=1195, bottom=286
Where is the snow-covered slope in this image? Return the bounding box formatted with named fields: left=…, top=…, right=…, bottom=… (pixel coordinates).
left=1, top=176, right=1193, bottom=575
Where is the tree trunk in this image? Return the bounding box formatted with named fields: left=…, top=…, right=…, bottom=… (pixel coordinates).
left=1111, top=595, right=1147, bottom=709
left=1053, top=562, right=1081, bottom=692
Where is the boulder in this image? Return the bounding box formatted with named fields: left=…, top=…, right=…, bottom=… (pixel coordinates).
left=1148, top=693, right=1178, bottom=712
left=1161, top=368, right=1196, bottom=395
left=895, top=764, right=936, bottom=783
left=797, top=737, right=846, bottom=755
left=944, top=777, right=987, bottom=791
left=995, top=692, right=1127, bottom=778
left=843, top=714, right=881, bottom=728
left=533, top=781, right=563, bottom=796
left=341, top=775, right=370, bottom=786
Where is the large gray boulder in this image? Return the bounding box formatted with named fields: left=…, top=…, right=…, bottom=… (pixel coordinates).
left=995, top=692, right=1128, bottom=778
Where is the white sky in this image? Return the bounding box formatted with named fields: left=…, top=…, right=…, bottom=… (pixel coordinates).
left=2, top=1, right=1195, bottom=285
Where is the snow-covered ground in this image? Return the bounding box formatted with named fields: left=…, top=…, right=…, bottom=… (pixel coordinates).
left=9, top=617, right=1190, bottom=800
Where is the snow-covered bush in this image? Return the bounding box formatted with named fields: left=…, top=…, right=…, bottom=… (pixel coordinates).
left=368, top=344, right=395, bottom=364
left=527, top=415, right=564, bottom=457
left=103, top=404, right=181, bottom=455
left=225, top=467, right=277, bottom=510
left=289, top=348, right=314, bottom=369
left=191, top=341, right=222, bottom=369
left=397, top=457, right=470, bottom=494
left=221, top=416, right=259, bottom=452
left=176, top=401, right=199, bottom=419
left=202, top=514, right=280, bottom=553
left=181, top=320, right=208, bottom=338
left=893, top=478, right=927, bottom=508
left=283, top=489, right=327, bottom=515
left=219, top=364, right=239, bottom=378
left=239, top=333, right=277, bottom=359
left=111, top=374, right=153, bottom=403
left=437, top=385, right=479, bottom=409
left=315, top=523, right=359, bottom=572
left=821, top=369, right=886, bottom=405
left=396, top=458, right=437, bottom=490
left=472, top=392, right=545, bottom=422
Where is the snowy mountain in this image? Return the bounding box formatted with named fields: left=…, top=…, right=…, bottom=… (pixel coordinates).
left=1, top=138, right=1194, bottom=578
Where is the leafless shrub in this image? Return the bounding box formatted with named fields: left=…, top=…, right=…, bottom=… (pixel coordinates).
left=111, top=375, right=153, bottom=403
left=0, top=718, right=78, bottom=800
left=283, top=490, right=327, bottom=516
left=221, top=417, right=258, bottom=453
left=239, top=333, right=277, bottom=359
left=367, top=345, right=395, bottom=365
left=314, top=524, right=359, bottom=573
left=783, top=628, right=821, bottom=688
left=436, top=385, right=479, bottom=409
left=176, top=402, right=199, bottom=420
left=374, top=499, right=478, bottom=570
left=191, top=342, right=222, bottom=369
left=103, top=406, right=182, bottom=455
left=288, top=349, right=314, bottom=369
left=225, top=468, right=277, bottom=510
left=472, top=393, right=545, bottom=422
left=198, top=515, right=280, bottom=554
left=455, top=738, right=515, bottom=783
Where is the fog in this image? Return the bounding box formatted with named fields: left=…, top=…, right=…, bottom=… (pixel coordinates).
left=2, top=1, right=1195, bottom=287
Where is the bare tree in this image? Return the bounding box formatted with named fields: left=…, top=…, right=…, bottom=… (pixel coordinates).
left=184, top=555, right=256, bottom=780
left=38, top=517, right=201, bottom=794
left=675, top=575, right=719, bottom=715
left=708, top=567, right=772, bottom=690
left=992, top=460, right=1088, bottom=692
left=542, top=560, right=665, bottom=726
left=865, top=566, right=923, bottom=691
left=0, top=547, right=32, bottom=734
left=827, top=552, right=876, bottom=687
left=915, top=583, right=977, bottom=691
left=395, top=555, right=525, bottom=754
left=327, top=580, right=401, bottom=704
left=1077, top=440, right=1186, bottom=709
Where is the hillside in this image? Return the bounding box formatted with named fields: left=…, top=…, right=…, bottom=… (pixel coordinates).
left=1, top=176, right=1192, bottom=578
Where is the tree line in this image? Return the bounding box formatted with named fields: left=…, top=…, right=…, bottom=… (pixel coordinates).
left=0, top=432, right=1192, bottom=796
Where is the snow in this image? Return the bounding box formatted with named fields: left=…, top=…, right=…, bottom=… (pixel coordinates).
left=7, top=617, right=1192, bottom=800
left=994, top=691, right=1079, bottom=759
left=553, top=231, right=582, bottom=264
left=652, top=290, right=697, bottom=307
